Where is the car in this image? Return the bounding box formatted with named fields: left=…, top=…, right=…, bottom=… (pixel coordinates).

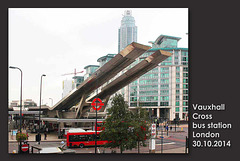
left=39, top=147, right=62, bottom=154
left=32, top=143, right=76, bottom=154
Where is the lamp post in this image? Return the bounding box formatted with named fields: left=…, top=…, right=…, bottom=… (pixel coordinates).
left=9, top=66, right=23, bottom=153
left=95, top=74, right=98, bottom=154
left=161, top=124, right=163, bottom=153
left=38, top=74, right=46, bottom=144
left=49, top=98, right=53, bottom=107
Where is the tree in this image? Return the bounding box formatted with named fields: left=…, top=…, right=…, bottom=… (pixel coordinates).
left=100, top=94, right=150, bottom=153
left=100, top=94, right=132, bottom=153
left=131, top=107, right=151, bottom=153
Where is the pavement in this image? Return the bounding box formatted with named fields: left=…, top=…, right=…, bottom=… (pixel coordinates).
left=8, top=131, right=65, bottom=143
left=157, top=147, right=187, bottom=153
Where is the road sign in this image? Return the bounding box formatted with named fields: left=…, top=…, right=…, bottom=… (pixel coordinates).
left=149, top=124, right=156, bottom=152
left=21, top=144, right=29, bottom=152
left=149, top=138, right=156, bottom=151
left=91, top=98, right=104, bottom=111
left=151, top=124, right=156, bottom=138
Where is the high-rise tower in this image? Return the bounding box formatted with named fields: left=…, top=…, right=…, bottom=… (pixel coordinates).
left=118, top=10, right=137, bottom=53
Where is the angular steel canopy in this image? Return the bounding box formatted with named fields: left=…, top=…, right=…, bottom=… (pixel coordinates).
left=49, top=42, right=151, bottom=111
left=49, top=42, right=172, bottom=120
left=83, top=49, right=172, bottom=114
left=94, top=49, right=172, bottom=100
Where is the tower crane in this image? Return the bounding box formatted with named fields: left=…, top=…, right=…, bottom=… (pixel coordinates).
left=61, top=68, right=84, bottom=76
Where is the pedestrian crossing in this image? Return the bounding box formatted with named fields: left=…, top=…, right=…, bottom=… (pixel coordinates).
left=156, top=142, right=176, bottom=145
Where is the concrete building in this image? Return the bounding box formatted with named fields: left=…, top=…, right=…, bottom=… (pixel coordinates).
left=73, top=76, right=84, bottom=88
left=62, top=76, right=84, bottom=98
left=9, top=99, right=37, bottom=108
left=128, top=35, right=188, bottom=121
left=118, top=10, right=137, bottom=53
left=62, top=79, right=74, bottom=98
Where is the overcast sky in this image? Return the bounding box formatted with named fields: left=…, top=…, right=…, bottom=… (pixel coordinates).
left=8, top=8, right=188, bottom=106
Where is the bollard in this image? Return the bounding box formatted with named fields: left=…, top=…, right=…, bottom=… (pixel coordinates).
left=185, top=136, right=188, bottom=153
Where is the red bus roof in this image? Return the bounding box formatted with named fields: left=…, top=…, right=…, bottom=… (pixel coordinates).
left=67, top=131, right=101, bottom=135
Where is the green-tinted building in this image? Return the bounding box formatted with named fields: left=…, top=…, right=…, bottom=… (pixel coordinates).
left=97, top=54, right=116, bottom=67
left=83, top=65, right=100, bottom=80
left=127, top=35, right=188, bottom=121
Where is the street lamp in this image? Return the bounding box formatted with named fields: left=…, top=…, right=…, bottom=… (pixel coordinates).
left=49, top=98, right=53, bottom=107
left=95, top=74, right=98, bottom=154
left=9, top=66, right=23, bottom=153
left=38, top=74, right=46, bottom=144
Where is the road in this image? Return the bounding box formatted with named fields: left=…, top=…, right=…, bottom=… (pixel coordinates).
left=9, top=126, right=188, bottom=154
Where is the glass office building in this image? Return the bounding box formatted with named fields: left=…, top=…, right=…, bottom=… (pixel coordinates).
left=127, top=35, right=188, bottom=121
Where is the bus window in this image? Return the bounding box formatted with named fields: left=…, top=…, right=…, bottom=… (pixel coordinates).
left=88, top=135, right=94, bottom=141
left=67, top=131, right=108, bottom=148
left=69, top=135, right=88, bottom=142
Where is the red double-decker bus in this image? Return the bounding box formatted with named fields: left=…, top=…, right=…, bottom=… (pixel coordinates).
left=66, top=130, right=108, bottom=148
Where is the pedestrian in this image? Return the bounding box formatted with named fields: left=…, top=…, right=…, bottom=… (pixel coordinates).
left=166, top=125, right=169, bottom=136
left=156, top=123, right=159, bottom=131
left=60, top=130, right=63, bottom=139
left=44, top=131, right=47, bottom=140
